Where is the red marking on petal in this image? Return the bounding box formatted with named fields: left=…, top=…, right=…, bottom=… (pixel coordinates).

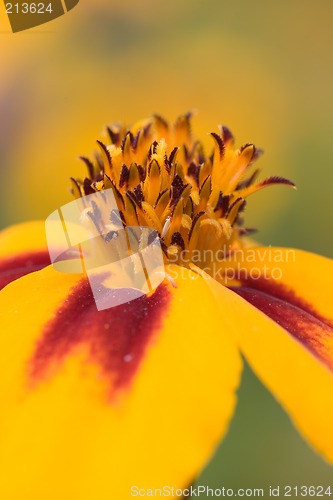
left=0, top=251, right=51, bottom=290
left=232, top=283, right=333, bottom=372
left=29, top=279, right=171, bottom=395
left=239, top=276, right=333, bottom=329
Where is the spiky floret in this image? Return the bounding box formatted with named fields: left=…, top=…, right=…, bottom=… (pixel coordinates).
left=70, top=113, right=295, bottom=270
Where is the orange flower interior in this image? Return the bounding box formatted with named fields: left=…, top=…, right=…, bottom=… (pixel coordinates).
left=71, top=113, right=295, bottom=278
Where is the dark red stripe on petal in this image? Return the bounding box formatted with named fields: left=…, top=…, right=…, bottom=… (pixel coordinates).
left=239, top=276, right=333, bottom=329
left=232, top=285, right=333, bottom=372
left=29, top=279, right=171, bottom=396
left=0, top=251, right=51, bottom=290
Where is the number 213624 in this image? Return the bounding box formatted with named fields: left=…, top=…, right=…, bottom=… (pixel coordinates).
left=5, top=3, right=53, bottom=14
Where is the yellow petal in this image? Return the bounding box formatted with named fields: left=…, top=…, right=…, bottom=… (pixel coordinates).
left=204, top=248, right=333, bottom=463
left=0, top=221, right=48, bottom=258
left=0, top=264, right=241, bottom=499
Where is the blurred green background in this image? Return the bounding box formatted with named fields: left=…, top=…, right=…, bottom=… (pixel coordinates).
left=1, top=0, right=333, bottom=495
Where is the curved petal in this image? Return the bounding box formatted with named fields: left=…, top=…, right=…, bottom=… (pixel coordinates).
left=0, top=264, right=241, bottom=499
left=0, top=221, right=48, bottom=257
left=0, top=221, right=51, bottom=290
left=204, top=248, right=333, bottom=463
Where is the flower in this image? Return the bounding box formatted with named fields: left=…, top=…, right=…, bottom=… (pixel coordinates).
left=0, top=113, right=333, bottom=499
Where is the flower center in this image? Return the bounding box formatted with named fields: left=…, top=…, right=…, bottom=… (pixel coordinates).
left=71, top=113, right=294, bottom=279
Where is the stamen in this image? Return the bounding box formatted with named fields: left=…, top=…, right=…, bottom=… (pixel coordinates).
left=70, top=113, right=294, bottom=279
